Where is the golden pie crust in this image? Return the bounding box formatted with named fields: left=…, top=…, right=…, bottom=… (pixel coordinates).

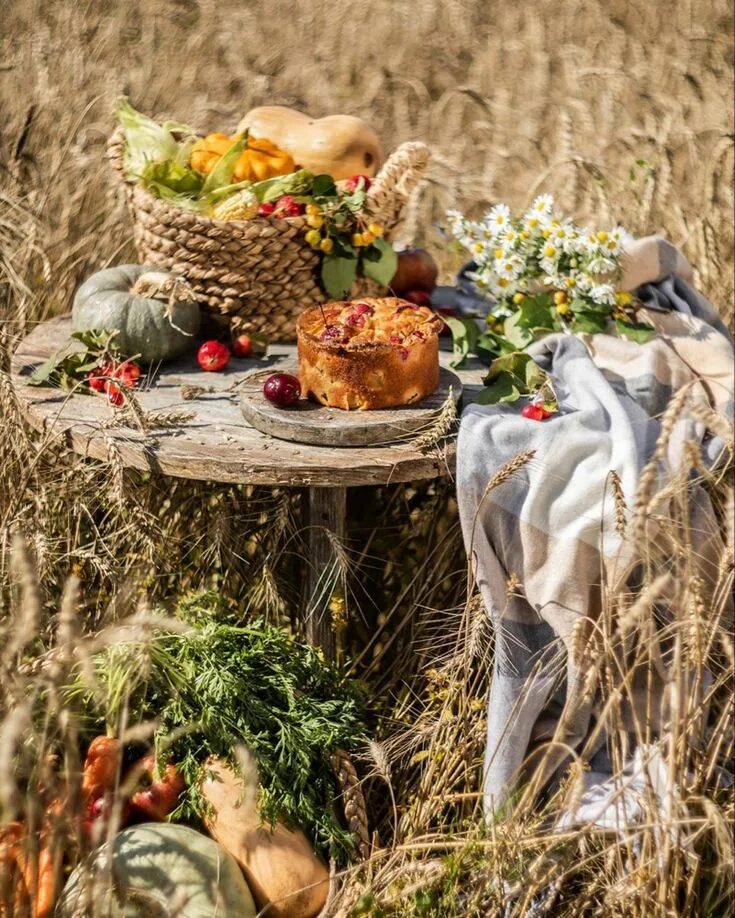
left=297, top=298, right=443, bottom=410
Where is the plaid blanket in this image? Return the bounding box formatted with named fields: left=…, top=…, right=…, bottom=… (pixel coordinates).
left=456, top=236, right=734, bottom=824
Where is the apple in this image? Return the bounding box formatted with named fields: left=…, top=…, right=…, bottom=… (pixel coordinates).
left=390, top=248, right=438, bottom=296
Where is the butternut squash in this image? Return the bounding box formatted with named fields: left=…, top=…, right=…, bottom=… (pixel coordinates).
left=201, top=760, right=329, bottom=918
left=237, top=106, right=383, bottom=180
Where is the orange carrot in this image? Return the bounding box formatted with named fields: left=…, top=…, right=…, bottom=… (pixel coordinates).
left=81, top=736, right=122, bottom=801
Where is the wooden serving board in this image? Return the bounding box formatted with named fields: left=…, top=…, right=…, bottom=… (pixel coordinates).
left=240, top=365, right=463, bottom=447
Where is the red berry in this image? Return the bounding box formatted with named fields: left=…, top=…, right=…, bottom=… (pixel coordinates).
left=106, top=382, right=125, bottom=406
left=343, top=174, right=372, bottom=193
left=231, top=334, right=253, bottom=358
left=521, top=404, right=546, bottom=421
left=116, top=360, right=141, bottom=385
left=87, top=369, right=107, bottom=392
left=345, top=311, right=366, bottom=328
left=320, top=324, right=347, bottom=343
left=404, top=290, right=432, bottom=307
left=351, top=302, right=375, bottom=317
left=258, top=202, right=276, bottom=217
left=263, top=373, right=301, bottom=407
left=197, top=340, right=230, bottom=372
left=389, top=334, right=404, bottom=345
left=272, top=195, right=305, bottom=218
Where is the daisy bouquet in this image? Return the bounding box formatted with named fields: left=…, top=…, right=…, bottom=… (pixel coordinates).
left=445, top=195, right=655, bottom=409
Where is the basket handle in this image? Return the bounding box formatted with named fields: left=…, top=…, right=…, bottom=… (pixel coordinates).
left=107, top=127, right=129, bottom=183
left=367, top=141, right=430, bottom=237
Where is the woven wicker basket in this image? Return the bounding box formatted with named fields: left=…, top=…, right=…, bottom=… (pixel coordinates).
left=108, top=129, right=430, bottom=341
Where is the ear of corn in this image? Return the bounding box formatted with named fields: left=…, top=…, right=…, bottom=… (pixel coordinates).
left=211, top=188, right=259, bottom=221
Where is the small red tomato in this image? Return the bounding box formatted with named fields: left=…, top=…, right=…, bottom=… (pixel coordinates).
left=258, top=202, right=276, bottom=217
left=263, top=373, right=301, bottom=407
left=521, top=404, right=546, bottom=421
left=231, top=334, right=253, bottom=358
left=343, top=174, right=372, bottom=193
left=197, top=340, right=230, bottom=372
left=272, top=195, right=305, bottom=218
left=404, top=290, right=432, bottom=307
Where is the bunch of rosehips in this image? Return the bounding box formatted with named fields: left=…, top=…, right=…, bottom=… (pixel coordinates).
left=257, top=194, right=305, bottom=219
left=87, top=359, right=142, bottom=406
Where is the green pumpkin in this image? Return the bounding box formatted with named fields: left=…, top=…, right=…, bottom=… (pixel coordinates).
left=58, top=823, right=257, bottom=918
left=72, top=265, right=201, bottom=363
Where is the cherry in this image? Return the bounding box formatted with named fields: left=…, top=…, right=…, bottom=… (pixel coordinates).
left=320, top=324, right=347, bottom=343
left=343, top=174, right=372, bottom=193
left=232, top=334, right=253, bottom=358
left=197, top=340, right=230, bottom=372
left=521, top=404, right=548, bottom=421
left=404, top=290, right=432, bottom=307
left=272, top=195, right=305, bottom=218
left=345, top=311, right=366, bottom=328
left=351, top=302, right=375, bottom=317
left=263, top=373, right=301, bottom=407
left=258, top=202, right=276, bottom=217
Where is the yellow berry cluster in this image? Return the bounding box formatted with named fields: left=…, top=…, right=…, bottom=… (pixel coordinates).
left=303, top=201, right=384, bottom=256
left=351, top=223, right=384, bottom=247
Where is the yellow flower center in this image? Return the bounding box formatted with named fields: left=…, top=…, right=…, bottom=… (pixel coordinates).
left=596, top=231, right=608, bottom=242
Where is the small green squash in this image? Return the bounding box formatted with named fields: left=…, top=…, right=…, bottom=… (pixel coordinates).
left=58, top=823, right=257, bottom=918
left=72, top=265, right=201, bottom=363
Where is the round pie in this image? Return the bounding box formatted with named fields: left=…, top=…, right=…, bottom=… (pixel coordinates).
left=297, top=297, right=443, bottom=410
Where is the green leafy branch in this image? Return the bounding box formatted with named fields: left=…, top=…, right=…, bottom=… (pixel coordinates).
left=29, top=329, right=124, bottom=391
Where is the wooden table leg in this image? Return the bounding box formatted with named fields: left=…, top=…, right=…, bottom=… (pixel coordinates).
left=305, top=486, right=346, bottom=662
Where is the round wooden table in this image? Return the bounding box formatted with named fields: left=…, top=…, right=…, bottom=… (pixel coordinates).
left=11, top=315, right=486, bottom=658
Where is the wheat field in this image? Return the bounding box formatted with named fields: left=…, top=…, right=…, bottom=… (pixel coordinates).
left=0, top=0, right=733, bottom=915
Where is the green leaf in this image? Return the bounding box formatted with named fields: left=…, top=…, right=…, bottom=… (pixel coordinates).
left=311, top=174, right=338, bottom=198
left=445, top=317, right=479, bottom=369
left=571, top=311, right=608, bottom=335
left=253, top=169, right=315, bottom=203
left=321, top=254, right=358, bottom=298
left=515, top=294, right=555, bottom=330
left=503, top=311, right=535, bottom=349
left=29, top=351, right=66, bottom=386
left=140, top=159, right=204, bottom=195
left=525, top=358, right=547, bottom=390
left=475, top=372, right=522, bottom=405
left=201, top=132, right=250, bottom=194
left=361, top=239, right=397, bottom=286
left=475, top=330, right=513, bottom=363
left=615, top=318, right=656, bottom=343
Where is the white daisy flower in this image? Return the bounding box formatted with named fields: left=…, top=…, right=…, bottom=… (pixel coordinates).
left=484, top=204, right=512, bottom=235
left=587, top=256, right=617, bottom=276
left=589, top=283, right=616, bottom=306
left=530, top=193, right=554, bottom=216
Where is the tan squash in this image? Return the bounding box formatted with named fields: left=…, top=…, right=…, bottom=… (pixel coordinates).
left=237, top=106, right=383, bottom=180
left=201, top=760, right=329, bottom=918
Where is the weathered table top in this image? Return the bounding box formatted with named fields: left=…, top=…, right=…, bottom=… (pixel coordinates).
left=10, top=315, right=488, bottom=488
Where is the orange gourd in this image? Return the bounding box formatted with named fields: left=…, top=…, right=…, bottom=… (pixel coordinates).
left=190, top=133, right=295, bottom=183
left=237, top=106, right=383, bottom=180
